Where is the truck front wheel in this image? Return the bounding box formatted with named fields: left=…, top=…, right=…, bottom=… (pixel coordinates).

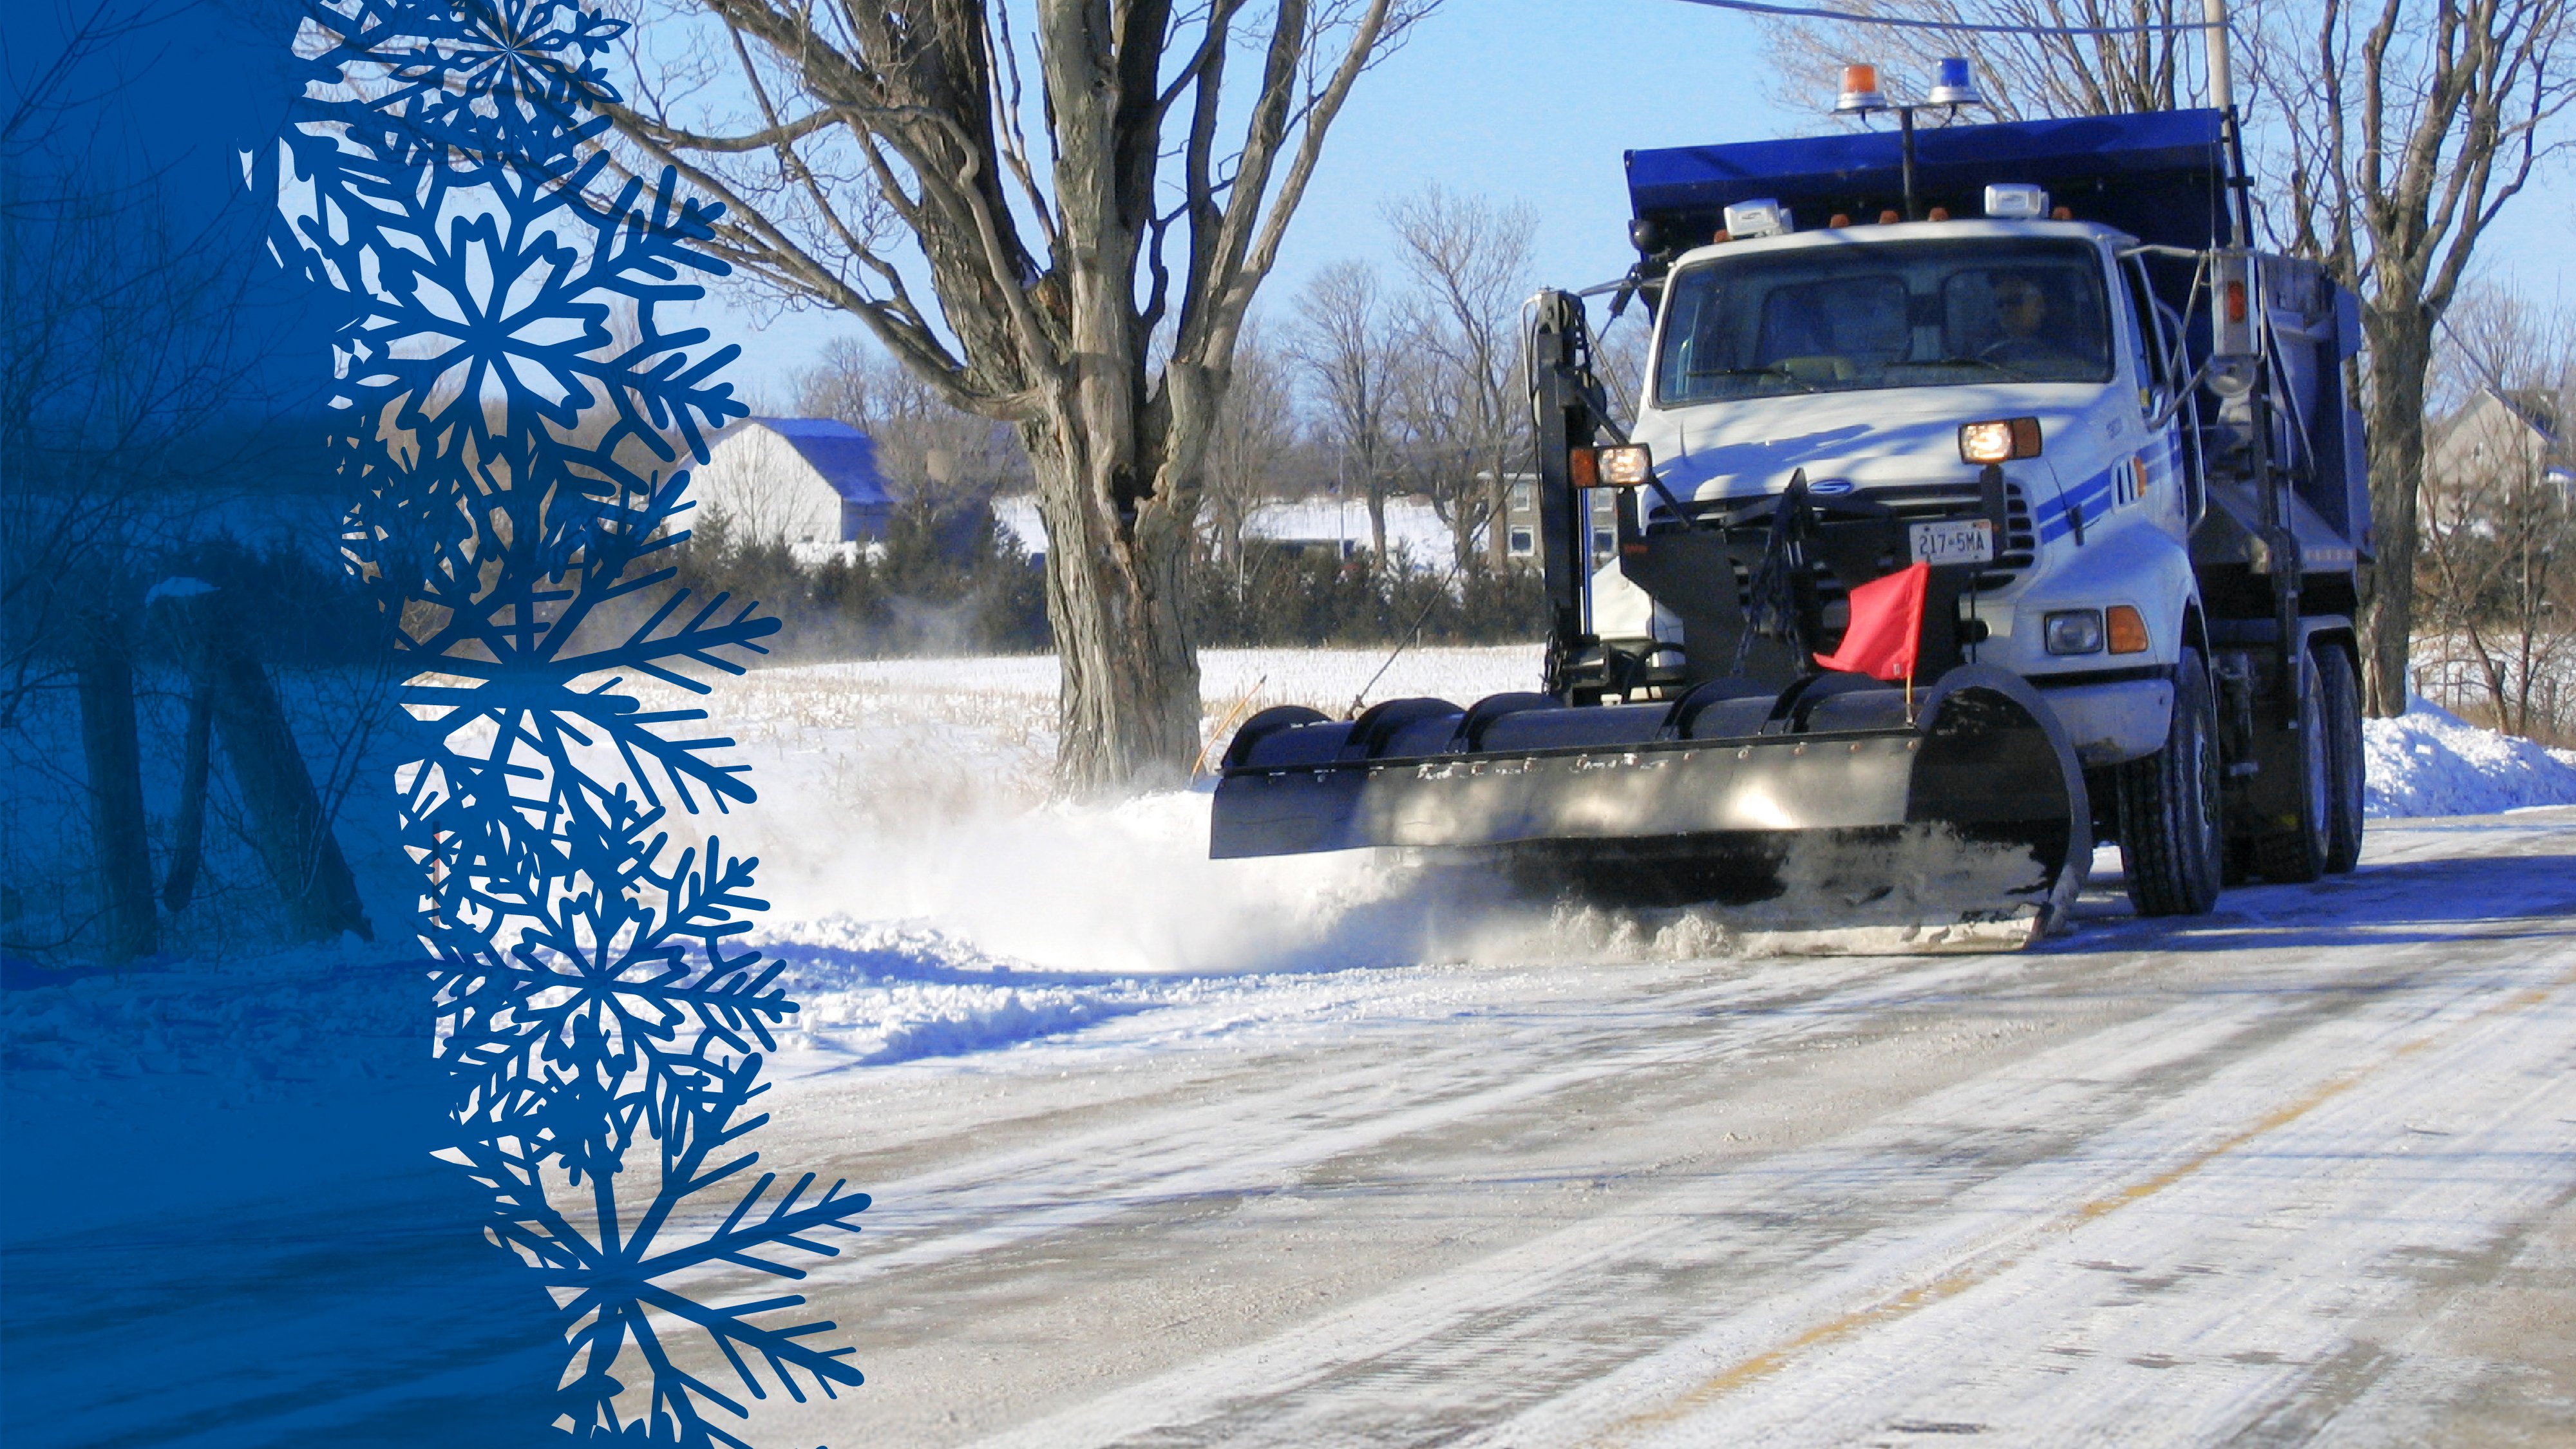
left=2116, top=647, right=2224, bottom=916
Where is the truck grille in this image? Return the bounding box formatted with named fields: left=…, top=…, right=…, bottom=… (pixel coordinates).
left=1855, top=479, right=2038, bottom=592
left=1706, top=478, right=2038, bottom=611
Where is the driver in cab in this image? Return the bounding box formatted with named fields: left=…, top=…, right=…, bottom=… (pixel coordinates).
left=1979, top=270, right=2082, bottom=374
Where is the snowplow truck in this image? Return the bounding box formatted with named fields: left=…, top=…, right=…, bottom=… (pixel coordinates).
left=1212, top=109, right=2371, bottom=938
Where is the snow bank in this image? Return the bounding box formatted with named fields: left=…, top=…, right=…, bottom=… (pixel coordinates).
left=2364, top=699, right=2576, bottom=818
left=570, top=653, right=2576, bottom=1065
left=621, top=648, right=1546, bottom=983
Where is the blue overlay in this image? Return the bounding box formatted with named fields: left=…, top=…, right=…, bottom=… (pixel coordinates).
left=264, top=1, right=869, bottom=1442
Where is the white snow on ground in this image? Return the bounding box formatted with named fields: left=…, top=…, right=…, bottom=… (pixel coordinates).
left=13, top=646, right=2576, bottom=1444
left=2363, top=696, right=2576, bottom=817
left=19, top=649, right=2574, bottom=1090
left=588, top=649, right=2576, bottom=1070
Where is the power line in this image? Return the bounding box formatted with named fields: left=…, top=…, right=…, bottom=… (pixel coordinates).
left=1669, top=0, right=2222, bottom=37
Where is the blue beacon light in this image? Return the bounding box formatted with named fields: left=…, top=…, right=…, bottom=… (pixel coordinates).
left=1927, top=56, right=1985, bottom=108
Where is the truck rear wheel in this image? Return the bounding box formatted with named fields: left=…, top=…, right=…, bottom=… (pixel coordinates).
left=2251, top=652, right=2331, bottom=884
left=2117, top=647, right=2224, bottom=916
left=2317, top=641, right=2365, bottom=873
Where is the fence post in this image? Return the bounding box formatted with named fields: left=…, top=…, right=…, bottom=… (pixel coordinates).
left=73, top=610, right=158, bottom=960
left=161, top=679, right=213, bottom=913
left=153, top=581, right=373, bottom=944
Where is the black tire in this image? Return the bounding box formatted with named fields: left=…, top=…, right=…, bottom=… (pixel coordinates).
left=2116, top=647, right=2225, bottom=916
left=2316, top=641, right=2366, bottom=873
left=2251, top=652, right=2330, bottom=884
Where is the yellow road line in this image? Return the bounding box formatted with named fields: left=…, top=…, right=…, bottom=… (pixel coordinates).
left=1596, top=962, right=2573, bottom=1444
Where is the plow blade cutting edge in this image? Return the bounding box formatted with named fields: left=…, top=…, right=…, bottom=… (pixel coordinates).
left=1210, top=665, right=2091, bottom=949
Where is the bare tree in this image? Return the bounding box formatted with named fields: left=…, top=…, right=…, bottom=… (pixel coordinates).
left=1756, top=0, right=2206, bottom=121
left=1383, top=184, right=1534, bottom=573
left=1288, top=259, right=1399, bottom=565
left=5, top=0, right=363, bottom=961
left=3, top=115, right=284, bottom=729
left=2415, top=290, right=2575, bottom=741
left=1593, top=309, right=1654, bottom=432
left=1200, top=324, right=1298, bottom=589
left=2249, top=0, right=2575, bottom=714
left=594, top=0, right=1431, bottom=791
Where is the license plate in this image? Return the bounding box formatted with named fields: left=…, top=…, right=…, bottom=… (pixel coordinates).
left=1909, top=518, right=1994, bottom=565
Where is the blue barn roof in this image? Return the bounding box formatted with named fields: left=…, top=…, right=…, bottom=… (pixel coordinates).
left=750, top=417, right=895, bottom=507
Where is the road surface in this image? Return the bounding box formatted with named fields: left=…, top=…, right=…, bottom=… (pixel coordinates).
left=731, top=809, right=2576, bottom=1446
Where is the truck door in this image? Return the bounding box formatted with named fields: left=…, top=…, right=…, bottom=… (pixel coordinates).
left=2123, top=252, right=2201, bottom=531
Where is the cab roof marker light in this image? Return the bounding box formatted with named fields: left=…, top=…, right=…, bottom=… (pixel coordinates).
left=1985, top=184, right=2050, bottom=220
left=1723, top=199, right=1792, bottom=240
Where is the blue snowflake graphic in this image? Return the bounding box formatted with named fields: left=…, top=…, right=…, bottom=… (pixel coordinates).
left=274, top=2, right=867, bottom=1441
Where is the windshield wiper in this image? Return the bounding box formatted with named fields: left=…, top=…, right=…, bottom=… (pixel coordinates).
left=1902, top=356, right=2029, bottom=378
left=1686, top=365, right=1819, bottom=393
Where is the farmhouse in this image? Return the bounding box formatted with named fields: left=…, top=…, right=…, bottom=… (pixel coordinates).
left=692, top=417, right=896, bottom=563
left=2432, top=385, right=2574, bottom=500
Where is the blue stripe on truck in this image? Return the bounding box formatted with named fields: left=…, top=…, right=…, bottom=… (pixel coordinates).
left=2033, top=460, right=2123, bottom=544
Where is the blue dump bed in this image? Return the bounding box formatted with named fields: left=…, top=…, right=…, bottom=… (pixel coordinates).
left=1628, top=109, right=2230, bottom=251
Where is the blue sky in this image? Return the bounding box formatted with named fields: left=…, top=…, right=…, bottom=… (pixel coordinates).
left=688, top=0, right=2573, bottom=405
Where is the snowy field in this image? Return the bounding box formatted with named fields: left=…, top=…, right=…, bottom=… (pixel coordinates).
left=10, top=645, right=2576, bottom=1445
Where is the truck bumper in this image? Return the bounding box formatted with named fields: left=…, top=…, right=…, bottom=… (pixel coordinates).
left=2032, top=674, right=2173, bottom=767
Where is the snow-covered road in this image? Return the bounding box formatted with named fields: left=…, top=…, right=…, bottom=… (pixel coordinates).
left=723, top=808, right=2576, bottom=1446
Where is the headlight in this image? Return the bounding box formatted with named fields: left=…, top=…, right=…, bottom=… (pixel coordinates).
left=1958, top=417, right=2043, bottom=464
left=1593, top=444, right=1653, bottom=488
left=2043, top=609, right=2105, bottom=655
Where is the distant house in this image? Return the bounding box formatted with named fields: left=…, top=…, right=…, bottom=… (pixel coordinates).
left=2430, top=386, right=2573, bottom=500
left=1497, top=472, right=1622, bottom=567
left=992, top=494, right=1468, bottom=567
left=692, top=417, right=896, bottom=563
left=1240, top=497, right=1461, bottom=564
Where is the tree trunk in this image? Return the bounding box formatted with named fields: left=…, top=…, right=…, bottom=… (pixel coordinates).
left=156, top=586, right=372, bottom=943
left=162, top=679, right=212, bottom=913
left=74, top=611, right=156, bottom=961
left=1366, top=478, right=1388, bottom=568
left=1027, top=432, right=1204, bottom=795
left=2360, top=309, right=2434, bottom=717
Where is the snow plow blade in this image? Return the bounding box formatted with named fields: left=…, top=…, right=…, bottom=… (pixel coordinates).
left=1210, top=665, right=2090, bottom=945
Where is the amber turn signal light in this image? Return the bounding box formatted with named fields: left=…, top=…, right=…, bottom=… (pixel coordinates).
left=1958, top=417, right=2043, bottom=464
left=2106, top=604, right=2150, bottom=654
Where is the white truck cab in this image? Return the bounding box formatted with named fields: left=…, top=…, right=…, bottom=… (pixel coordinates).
left=1593, top=219, right=2195, bottom=766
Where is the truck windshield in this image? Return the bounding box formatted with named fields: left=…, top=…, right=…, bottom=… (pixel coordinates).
left=1654, top=238, right=2114, bottom=406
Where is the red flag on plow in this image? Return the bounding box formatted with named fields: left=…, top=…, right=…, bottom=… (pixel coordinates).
left=1814, top=560, right=1929, bottom=682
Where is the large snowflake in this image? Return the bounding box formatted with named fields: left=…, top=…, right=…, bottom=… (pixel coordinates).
left=276, top=2, right=867, bottom=1442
